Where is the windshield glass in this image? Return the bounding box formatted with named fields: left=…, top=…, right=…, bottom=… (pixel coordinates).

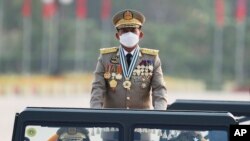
left=24, top=125, right=120, bottom=141
left=133, top=128, right=227, bottom=141
left=24, top=125, right=228, bottom=141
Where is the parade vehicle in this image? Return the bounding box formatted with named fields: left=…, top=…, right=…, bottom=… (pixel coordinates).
left=12, top=107, right=237, bottom=141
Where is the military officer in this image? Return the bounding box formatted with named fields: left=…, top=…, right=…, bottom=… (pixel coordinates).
left=47, top=127, right=90, bottom=141
left=90, top=9, right=167, bottom=110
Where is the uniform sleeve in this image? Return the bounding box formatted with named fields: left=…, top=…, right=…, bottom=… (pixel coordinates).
left=151, top=55, right=168, bottom=110
left=90, top=54, right=106, bottom=108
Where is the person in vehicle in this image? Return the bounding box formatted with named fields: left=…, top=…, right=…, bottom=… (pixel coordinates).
left=47, top=127, right=90, bottom=141
left=90, top=9, right=167, bottom=141
left=166, top=131, right=207, bottom=141
left=90, top=9, right=167, bottom=110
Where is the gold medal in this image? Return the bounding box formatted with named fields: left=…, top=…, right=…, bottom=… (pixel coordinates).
left=104, top=72, right=111, bottom=79
left=116, top=64, right=122, bottom=80
left=109, top=79, right=117, bottom=90
left=104, top=64, right=111, bottom=79
left=123, top=78, right=131, bottom=90
left=111, top=65, right=116, bottom=77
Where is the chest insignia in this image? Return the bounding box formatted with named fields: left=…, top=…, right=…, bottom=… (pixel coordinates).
left=110, top=56, right=119, bottom=64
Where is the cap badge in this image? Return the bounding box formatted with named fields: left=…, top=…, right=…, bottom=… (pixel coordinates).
left=123, top=11, right=133, bottom=20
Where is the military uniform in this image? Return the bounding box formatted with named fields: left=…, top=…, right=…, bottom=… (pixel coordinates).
left=90, top=9, right=167, bottom=141
left=91, top=46, right=167, bottom=110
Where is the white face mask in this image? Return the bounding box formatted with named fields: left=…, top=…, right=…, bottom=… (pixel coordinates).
left=119, top=32, right=139, bottom=48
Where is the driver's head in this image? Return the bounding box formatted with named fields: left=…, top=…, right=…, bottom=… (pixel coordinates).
left=57, top=127, right=90, bottom=141
left=171, top=131, right=207, bottom=141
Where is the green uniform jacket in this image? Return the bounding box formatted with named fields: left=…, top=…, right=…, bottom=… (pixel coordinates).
left=90, top=47, right=167, bottom=110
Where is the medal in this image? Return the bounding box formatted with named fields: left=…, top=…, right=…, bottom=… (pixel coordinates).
left=104, top=64, right=111, bottom=79
left=112, top=72, right=116, bottom=77
left=123, top=79, right=131, bottom=90
left=148, top=60, right=154, bottom=71
left=104, top=72, right=111, bottom=79
left=116, top=74, right=122, bottom=80
left=133, top=69, right=137, bottom=74
left=109, top=79, right=117, bottom=90
left=111, top=65, right=116, bottom=77
left=136, top=69, right=141, bottom=75
left=148, top=65, right=153, bottom=71
left=133, top=71, right=137, bottom=76
left=115, top=64, right=122, bottom=80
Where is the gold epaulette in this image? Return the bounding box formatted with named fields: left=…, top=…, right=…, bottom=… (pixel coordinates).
left=140, top=48, right=159, bottom=56
left=100, top=47, right=118, bottom=54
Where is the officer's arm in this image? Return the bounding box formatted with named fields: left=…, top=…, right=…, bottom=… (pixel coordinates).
left=151, top=55, right=168, bottom=110
left=90, top=55, right=106, bottom=108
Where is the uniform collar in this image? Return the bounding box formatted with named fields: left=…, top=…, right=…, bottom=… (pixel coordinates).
left=117, top=45, right=142, bottom=57
left=123, top=47, right=136, bottom=56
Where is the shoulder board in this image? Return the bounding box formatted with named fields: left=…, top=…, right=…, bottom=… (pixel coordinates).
left=140, top=48, right=159, bottom=56
left=100, top=47, right=118, bottom=54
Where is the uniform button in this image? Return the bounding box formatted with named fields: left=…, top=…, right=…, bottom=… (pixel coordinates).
left=126, top=97, right=130, bottom=100
left=126, top=107, right=130, bottom=109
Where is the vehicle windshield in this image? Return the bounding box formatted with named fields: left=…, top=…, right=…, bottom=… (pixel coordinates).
left=134, top=128, right=227, bottom=141
left=25, top=125, right=120, bottom=141
left=24, top=125, right=228, bottom=141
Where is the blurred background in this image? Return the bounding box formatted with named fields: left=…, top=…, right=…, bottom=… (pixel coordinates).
left=0, top=0, right=249, bottom=93
left=0, top=0, right=250, bottom=140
